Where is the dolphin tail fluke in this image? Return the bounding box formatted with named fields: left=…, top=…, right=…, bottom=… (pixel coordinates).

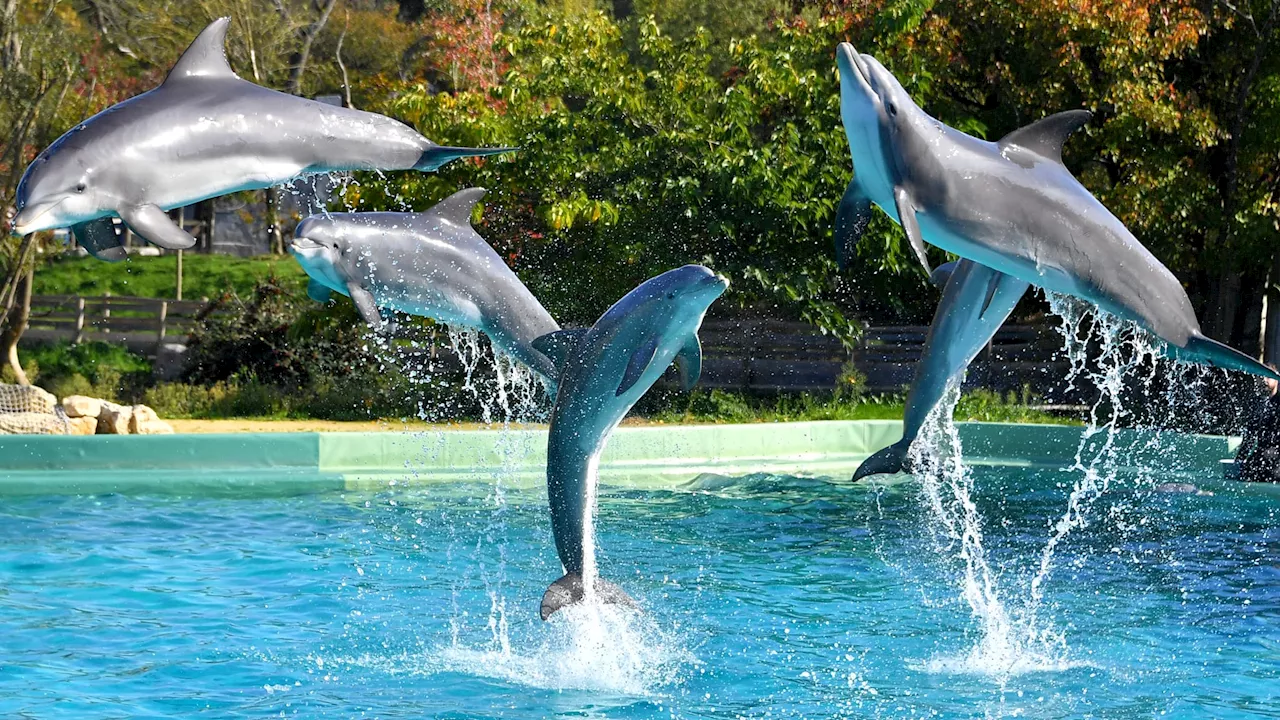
left=414, top=145, right=519, bottom=172
left=539, top=573, right=637, bottom=621
left=851, top=440, right=911, bottom=481
left=1178, top=334, right=1280, bottom=381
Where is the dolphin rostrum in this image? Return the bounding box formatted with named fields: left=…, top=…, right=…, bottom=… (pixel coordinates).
left=833, top=43, right=1280, bottom=381
left=533, top=265, right=727, bottom=620
left=12, top=17, right=514, bottom=261
left=853, top=260, right=1030, bottom=480
left=290, top=188, right=561, bottom=388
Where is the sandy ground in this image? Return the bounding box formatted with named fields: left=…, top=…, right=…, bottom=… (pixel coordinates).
left=165, top=417, right=677, bottom=433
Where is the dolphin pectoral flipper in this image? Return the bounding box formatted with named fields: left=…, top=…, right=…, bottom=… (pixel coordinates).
left=540, top=573, right=638, bottom=621
left=834, top=179, right=873, bottom=270
left=979, top=268, right=1030, bottom=321
left=893, top=186, right=931, bottom=275
left=998, top=109, right=1092, bottom=165
left=346, top=282, right=384, bottom=330
left=930, top=260, right=960, bottom=289
left=118, top=204, right=197, bottom=250
left=533, top=329, right=588, bottom=370
left=618, top=337, right=660, bottom=396
left=674, top=334, right=702, bottom=391
left=71, top=218, right=128, bottom=262
left=306, top=279, right=332, bottom=303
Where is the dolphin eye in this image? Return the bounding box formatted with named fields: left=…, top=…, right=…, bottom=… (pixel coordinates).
left=75, top=182, right=86, bottom=193
left=887, top=102, right=898, bottom=117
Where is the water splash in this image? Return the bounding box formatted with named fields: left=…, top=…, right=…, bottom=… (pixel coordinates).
left=443, top=325, right=547, bottom=425
left=438, top=602, right=694, bottom=695
left=908, top=383, right=1073, bottom=679
left=909, top=291, right=1180, bottom=680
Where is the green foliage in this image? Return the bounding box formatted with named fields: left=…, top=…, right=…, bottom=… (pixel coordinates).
left=645, top=386, right=1076, bottom=425
left=20, top=340, right=152, bottom=400
left=354, top=13, right=930, bottom=339
left=33, top=254, right=309, bottom=300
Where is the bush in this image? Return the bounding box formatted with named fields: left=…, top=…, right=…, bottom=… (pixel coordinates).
left=19, top=341, right=152, bottom=402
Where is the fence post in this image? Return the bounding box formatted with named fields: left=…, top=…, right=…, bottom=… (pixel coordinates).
left=73, top=296, right=85, bottom=344
left=157, top=300, right=169, bottom=344
left=102, top=292, right=111, bottom=336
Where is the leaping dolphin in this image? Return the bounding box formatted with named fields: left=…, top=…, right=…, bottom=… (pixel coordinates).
left=833, top=43, right=1279, bottom=381
left=290, top=188, right=561, bottom=389
left=533, top=265, right=728, bottom=620
left=11, top=17, right=514, bottom=260
left=853, top=260, right=1030, bottom=480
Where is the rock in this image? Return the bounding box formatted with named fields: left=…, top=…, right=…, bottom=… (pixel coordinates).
left=128, top=405, right=172, bottom=435
left=0, top=412, right=68, bottom=434
left=0, top=383, right=56, bottom=415
left=61, top=395, right=105, bottom=419
left=97, top=402, right=133, bottom=435
left=66, top=415, right=98, bottom=436
left=134, top=418, right=174, bottom=435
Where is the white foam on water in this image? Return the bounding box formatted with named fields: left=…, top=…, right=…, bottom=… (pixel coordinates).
left=437, top=601, right=695, bottom=695
left=314, top=602, right=693, bottom=696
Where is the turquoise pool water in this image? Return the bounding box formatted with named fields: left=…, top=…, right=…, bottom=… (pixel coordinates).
left=1, top=467, right=1277, bottom=718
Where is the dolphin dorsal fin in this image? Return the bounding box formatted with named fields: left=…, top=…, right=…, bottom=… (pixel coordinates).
left=425, top=187, right=487, bottom=228
left=998, top=109, right=1092, bottom=165
left=532, top=328, right=587, bottom=370
left=165, top=17, right=238, bottom=82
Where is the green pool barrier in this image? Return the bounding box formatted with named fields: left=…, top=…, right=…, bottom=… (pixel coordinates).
left=0, top=420, right=1239, bottom=495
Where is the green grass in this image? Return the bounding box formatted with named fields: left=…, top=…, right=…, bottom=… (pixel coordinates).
left=33, top=253, right=309, bottom=300
left=642, top=388, right=1079, bottom=426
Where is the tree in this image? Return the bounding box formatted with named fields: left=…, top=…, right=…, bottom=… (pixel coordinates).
left=0, top=1, right=88, bottom=384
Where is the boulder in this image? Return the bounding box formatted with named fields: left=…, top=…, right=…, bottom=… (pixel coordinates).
left=61, top=395, right=105, bottom=419
left=0, top=412, right=67, bottom=435
left=129, top=405, right=173, bottom=435
left=66, top=415, right=98, bottom=436
left=97, top=402, right=133, bottom=435
left=0, top=383, right=56, bottom=415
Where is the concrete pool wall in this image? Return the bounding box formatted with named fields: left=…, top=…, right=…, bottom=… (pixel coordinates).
left=0, top=420, right=1240, bottom=495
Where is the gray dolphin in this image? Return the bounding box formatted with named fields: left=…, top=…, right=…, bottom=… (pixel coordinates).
left=12, top=17, right=514, bottom=260
left=833, top=43, right=1279, bottom=381
left=533, top=265, right=728, bottom=620
left=290, top=188, right=561, bottom=387
left=853, top=260, right=1030, bottom=480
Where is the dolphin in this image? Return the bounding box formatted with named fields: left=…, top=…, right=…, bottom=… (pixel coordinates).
left=833, top=43, right=1280, bottom=382
left=853, top=260, right=1030, bottom=480
left=11, top=17, right=514, bottom=261
left=290, top=188, right=561, bottom=388
left=533, top=264, right=728, bottom=620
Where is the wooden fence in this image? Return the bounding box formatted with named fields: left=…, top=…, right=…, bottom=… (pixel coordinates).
left=23, top=294, right=216, bottom=351
left=697, top=319, right=1072, bottom=396
left=18, top=295, right=1075, bottom=397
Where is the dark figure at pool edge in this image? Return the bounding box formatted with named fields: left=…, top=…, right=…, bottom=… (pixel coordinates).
left=534, top=265, right=728, bottom=620
left=1235, top=367, right=1280, bottom=483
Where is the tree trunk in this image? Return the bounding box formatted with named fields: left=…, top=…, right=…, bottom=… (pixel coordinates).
left=612, top=0, right=635, bottom=20
left=285, top=0, right=340, bottom=96
left=2, top=264, right=32, bottom=385
left=265, top=188, right=282, bottom=254
left=1205, top=265, right=1242, bottom=341
left=1265, top=251, right=1280, bottom=365
left=1236, top=268, right=1266, bottom=355
left=398, top=0, right=425, bottom=22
